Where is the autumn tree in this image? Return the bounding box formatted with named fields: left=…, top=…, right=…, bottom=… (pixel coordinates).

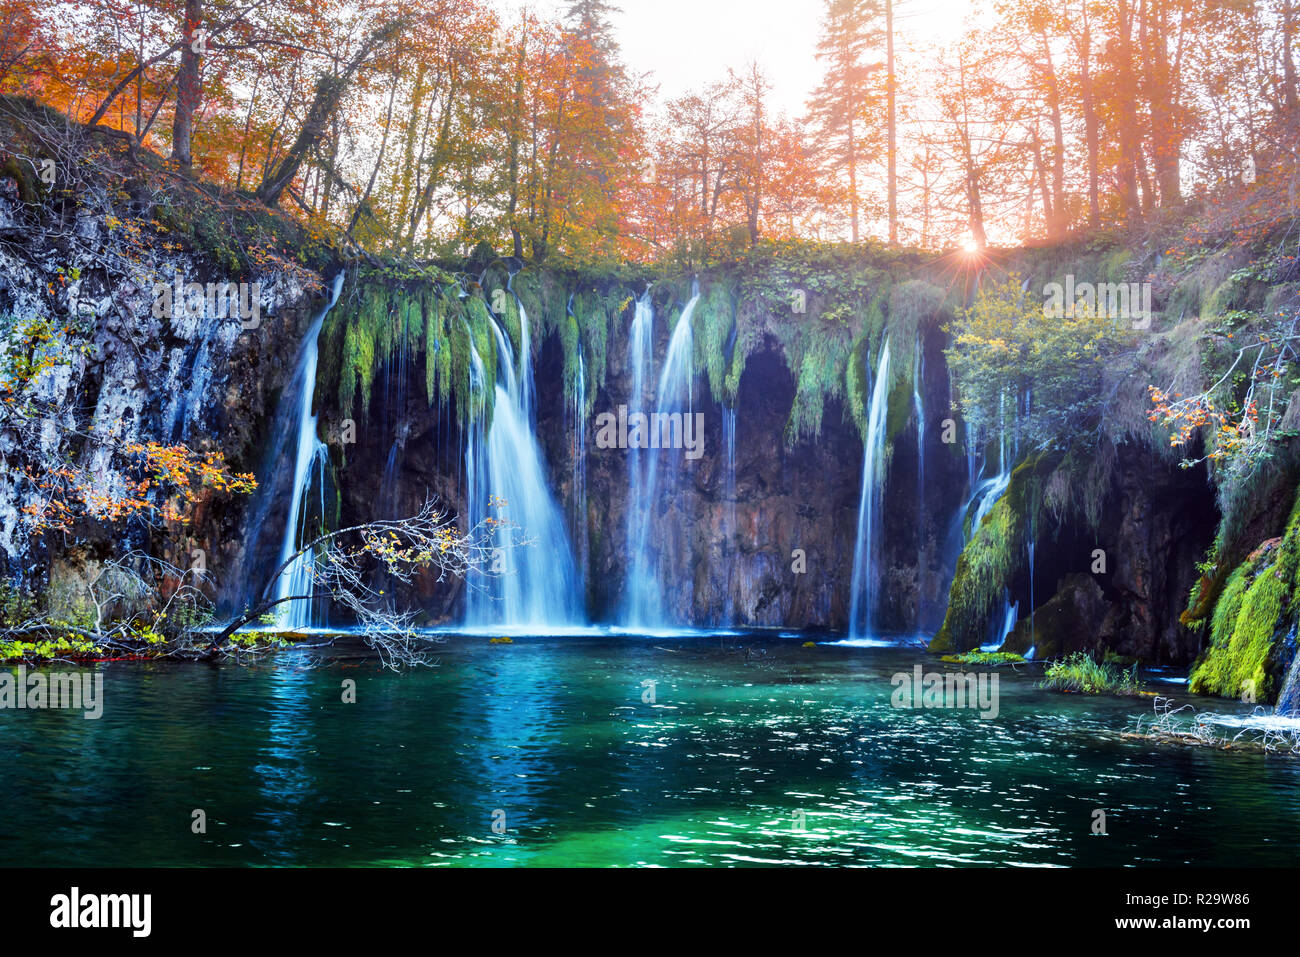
left=807, top=0, right=885, bottom=242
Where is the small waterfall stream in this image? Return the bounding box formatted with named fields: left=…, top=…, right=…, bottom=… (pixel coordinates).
left=622, top=291, right=655, bottom=621
left=912, top=340, right=925, bottom=631
left=723, top=405, right=737, bottom=624
left=982, top=595, right=1018, bottom=652
left=848, top=339, right=891, bottom=640
left=1277, top=627, right=1300, bottom=716
left=569, top=346, right=588, bottom=598
left=624, top=285, right=699, bottom=628
left=271, top=272, right=345, bottom=630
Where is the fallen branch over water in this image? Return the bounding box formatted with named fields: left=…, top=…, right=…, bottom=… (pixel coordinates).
left=1127, top=696, right=1300, bottom=755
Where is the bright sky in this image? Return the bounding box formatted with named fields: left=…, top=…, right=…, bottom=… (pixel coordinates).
left=499, top=0, right=980, bottom=118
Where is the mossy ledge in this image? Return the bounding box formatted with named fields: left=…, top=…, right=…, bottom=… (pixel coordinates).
left=313, top=249, right=956, bottom=449
left=1188, top=488, right=1300, bottom=704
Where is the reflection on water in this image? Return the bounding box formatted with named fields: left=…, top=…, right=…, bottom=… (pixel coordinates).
left=1, top=635, right=1298, bottom=867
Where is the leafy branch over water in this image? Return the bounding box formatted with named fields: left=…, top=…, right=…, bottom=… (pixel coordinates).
left=206, top=497, right=501, bottom=669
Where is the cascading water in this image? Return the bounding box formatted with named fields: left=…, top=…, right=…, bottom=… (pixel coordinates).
left=847, top=339, right=891, bottom=640
left=271, top=273, right=345, bottom=630
left=1276, top=628, right=1300, bottom=716
left=379, top=438, right=402, bottom=517
left=623, top=285, right=699, bottom=628
left=569, top=346, right=589, bottom=595
left=722, top=405, right=737, bottom=624
left=912, top=340, right=925, bottom=631
left=514, top=286, right=535, bottom=425
left=1025, top=539, right=1036, bottom=659
left=463, top=304, right=581, bottom=630
left=622, top=291, right=654, bottom=619
left=955, top=392, right=1014, bottom=547
left=982, top=594, right=1018, bottom=652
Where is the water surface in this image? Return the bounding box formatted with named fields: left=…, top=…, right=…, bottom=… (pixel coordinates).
left=2, top=633, right=1296, bottom=866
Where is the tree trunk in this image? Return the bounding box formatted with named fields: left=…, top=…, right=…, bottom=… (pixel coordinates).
left=172, top=0, right=202, bottom=168
left=257, top=21, right=402, bottom=207
left=1079, top=4, right=1101, bottom=226
left=886, top=0, right=897, bottom=245
left=1115, top=0, right=1144, bottom=224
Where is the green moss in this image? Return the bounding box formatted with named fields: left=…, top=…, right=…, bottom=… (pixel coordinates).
left=424, top=289, right=445, bottom=406
left=1204, top=277, right=1246, bottom=317
left=1100, top=247, right=1133, bottom=284
left=940, top=651, right=1026, bottom=666
left=930, top=453, right=1057, bottom=653
left=695, top=281, right=736, bottom=404
left=0, top=156, right=40, bottom=204
left=1189, top=489, right=1300, bottom=703
left=494, top=286, right=523, bottom=361
left=844, top=333, right=871, bottom=439
left=785, top=330, right=851, bottom=446
left=1166, top=251, right=1241, bottom=321
left=885, top=279, right=945, bottom=358
left=585, top=290, right=618, bottom=403
left=512, top=269, right=547, bottom=331
left=884, top=374, right=914, bottom=448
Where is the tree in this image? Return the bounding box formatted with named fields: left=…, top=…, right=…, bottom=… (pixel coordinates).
left=257, top=17, right=406, bottom=206
left=946, top=274, right=1132, bottom=450
left=931, top=36, right=1023, bottom=249
left=807, top=0, right=885, bottom=242
left=884, top=0, right=898, bottom=243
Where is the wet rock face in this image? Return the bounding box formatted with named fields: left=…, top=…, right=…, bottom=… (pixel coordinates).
left=1092, top=445, right=1218, bottom=663
left=578, top=345, right=866, bottom=628
left=1003, top=572, right=1109, bottom=658
left=995, top=443, right=1218, bottom=665
left=0, top=186, right=326, bottom=598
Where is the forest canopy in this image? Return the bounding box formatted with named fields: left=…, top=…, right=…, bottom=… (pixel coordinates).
left=2, top=0, right=1294, bottom=268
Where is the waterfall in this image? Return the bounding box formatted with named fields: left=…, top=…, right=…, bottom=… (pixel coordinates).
left=723, top=405, right=737, bottom=624
left=624, top=285, right=699, bottom=628
left=912, top=340, right=925, bottom=631
left=981, top=594, right=1018, bottom=651
left=379, top=438, right=402, bottom=517
left=961, top=393, right=1013, bottom=541
left=1277, top=627, right=1300, bottom=716
left=848, top=339, right=891, bottom=640
left=271, top=273, right=345, bottom=630
left=622, top=290, right=654, bottom=618
left=1026, top=539, right=1036, bottom=659
left=514, top=287, right=535, bottom=426
left=570, top=346, right=588, bottom=598
left=464, top=304, right=581, bottom=630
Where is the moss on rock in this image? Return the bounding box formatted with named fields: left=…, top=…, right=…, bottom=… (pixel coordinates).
left=929, top=453, right=1057, bottom=653
left=1189, top=490, right=1300, bottom=703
